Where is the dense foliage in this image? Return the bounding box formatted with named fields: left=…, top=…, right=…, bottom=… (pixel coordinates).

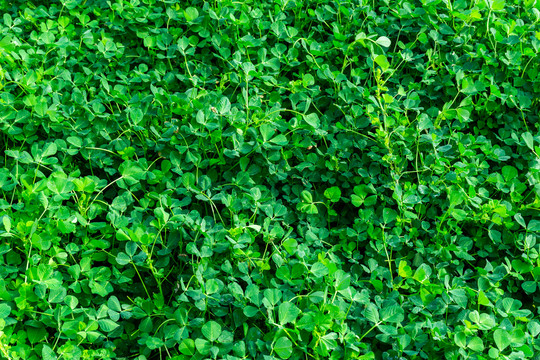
left=1, top=0, right=540, bottom=359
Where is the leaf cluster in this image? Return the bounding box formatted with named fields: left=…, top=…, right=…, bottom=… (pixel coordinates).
left=0, top=0, right=540, bottom=359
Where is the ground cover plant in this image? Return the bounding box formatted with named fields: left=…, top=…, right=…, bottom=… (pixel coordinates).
left=0, top=0, right=540, bottom=359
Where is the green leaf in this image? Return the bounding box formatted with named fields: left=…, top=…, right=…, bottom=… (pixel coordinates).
left=376, top=36, right=391, bottom=47
left=195, top=338, right=211, bottom=355
left=205, top=278, right=222, bottom=294
left=0, top=303, right=11, bottom=318
left=478, top=291, right=492, bottom=306
left=182, top=172, right=196, bottom=189
left=413, top=265, right=429, bottom=283
left=140, top=317, right=153, bottom=333
left=380, top=304, right=404, bottom=323
left=64, top=295, right=79, bottom=310
left=270, top=134, right=289, bottom=146
left=351, top=194, right=363, bottom=207
left=108, top=296, right=122, bottom=312
left=455, top=332, right=467, bottom=348
left=146, top=336, right=164, bottom=350
left=418, top=114, right=433, bottom=130
left=47, top=172, right=74, bottom=194
left=154, top=207, right=170, bottom=223
left=324, top=186, right=341, bottom=202
left=468, top=336, right=484, bottom=352
left=527, top=320, right=540, bottom=337
left=282, top=238, right=298, bottom=255
left=120, top=161, right=146, bottom=181
left=461, top=77, right=478, bottom=95
left=42, top=143, right=58, bottom=157
left=477, top=313, right=496, bottom=330
left=488, top=348, right=499, bottom=358
left=502, top=166, right=517, bottom=181
left=301, top=190, right=313, bottom=203
left=202, top=321, right=222, bottom=342
left=179, top=339, right=195, bottom=355
left=374, top=54, right=390, bottom=72
left=243, top=306, right=259, bottom=317
left=260, top=123, right=276, bottom=142
left=297, top=313, right=316, bottom=331
left=334, top=270, right=351, bottom=291
left=418, top=32, right=428, bottom=44
left=217, top=97, right=231, bottom=114
left=364, top=304, right=379, bottom=323
left=449, top=289, right=468, bottom=308
left=263, top=288, right=282, bottom=306
left=311, top=262, right=329, bottom=278
left=3, top=14, right=12, bottom=27
left=522, top=132, right=534, bottom=150
left=382, top=208, right=397, bottom=224
left=42, top=345, right=57, bottom=360
left=27, top=327, right=47, bottom=345
left=512, top=259, right=533, bottom=273
left=116, top=252, right=131, bottom=265
left=304, top=113, right=320, bottom=128
left=302, top=203, right=318, bottom=214
left=48, top=287, right=67, bottom=303
left=528, top=220, right=540, bottom=232
left=2, top=216, right=11, bottom=233
left=35, top=98, right=49, bottom=117
left=274, top=337, right=293, bottom=359
left=303, top=73, right=315, bottom=86
left=67, top=136, right=82, bottom=148
left=493, top=329, right=511, bottom=351
left=522, top=281, right=537, bottom=294
left=491, top=0, right=505, bottom=10
left=398, top=261, right=412, bottom=278
left=451, top=209, right=468, bottom=221
left=99, top=319, right=119, bottom=332
left=278, top=302, right=301, bottom=325
left=514, top=213, right=527, bottom=228
left=130, top=108, right=144, bottom=125
left=184, top=7, right=199, bottom=22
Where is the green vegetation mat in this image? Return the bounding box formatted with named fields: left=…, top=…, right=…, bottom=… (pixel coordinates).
left=1, top=0, right=540, bottom=359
